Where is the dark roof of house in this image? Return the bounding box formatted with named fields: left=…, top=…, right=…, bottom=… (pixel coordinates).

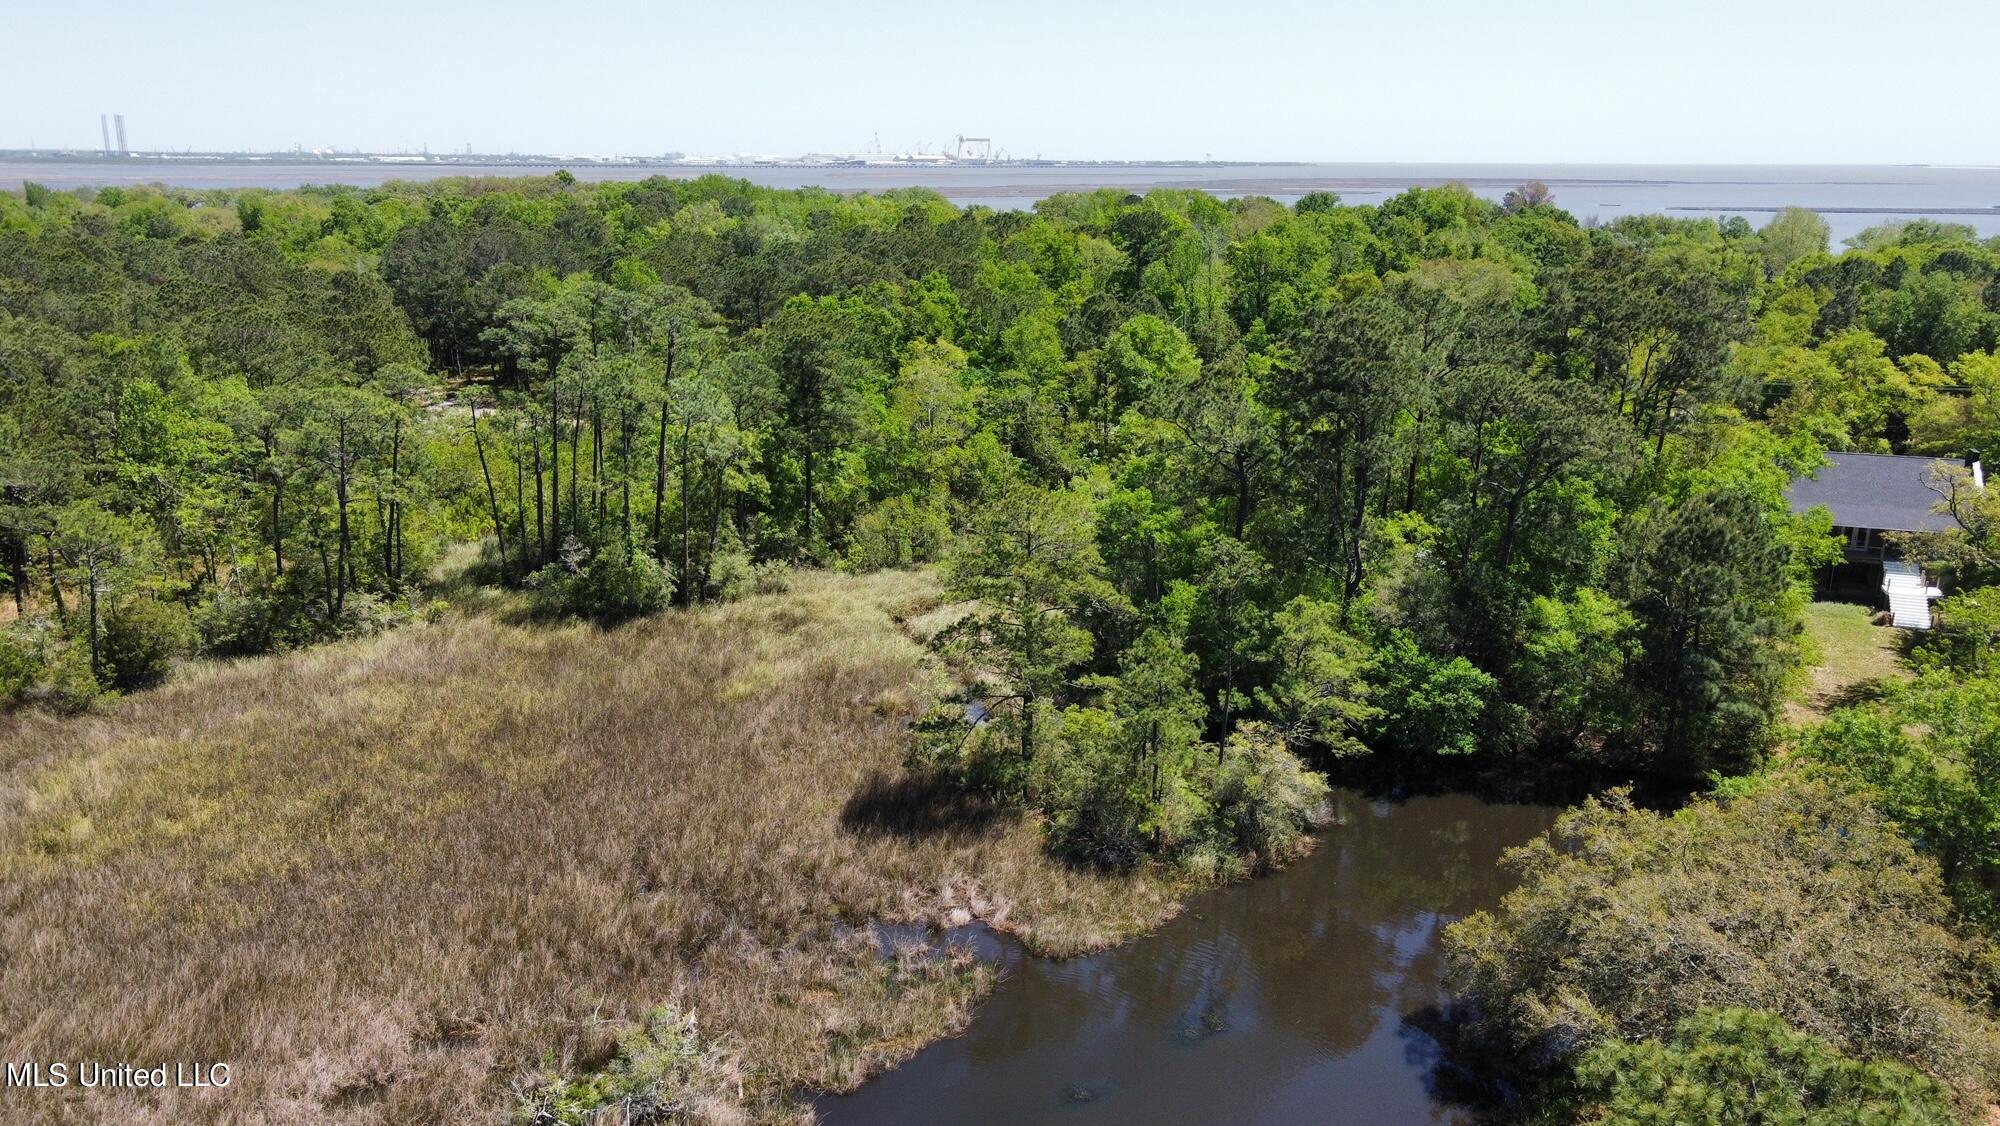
left=1787, top=452, right=1967, bottom=533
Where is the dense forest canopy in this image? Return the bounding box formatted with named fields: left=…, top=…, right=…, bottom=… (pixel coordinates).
left=4, top=174, right=1999, bottom=1116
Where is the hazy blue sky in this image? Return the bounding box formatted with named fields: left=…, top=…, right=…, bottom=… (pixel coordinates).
left=8, top=0, right=1998, bottom=162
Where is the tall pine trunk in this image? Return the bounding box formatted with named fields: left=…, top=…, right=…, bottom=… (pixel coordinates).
left=532, top=421, right=548, bottom=566
left=679, top=420, right=693, bottom=607
left=271, top=475, right=285, bottom=577
left=387, top=419, right=403, bottom=584
left=45, top=546, right=65, bottom=621
left=85, top=565, right=100, bottom=679
left=801, top=443, right=815, bottom=557
left=335, top=419, right=351, bottom=616
left=472, top=404, right=509, bottom=576
left=653, top=397, right=671, bottom=561
left=568, top=398, right=582, bottom=536
left=652, top=332, right=678, bottom=566
left=548, top=378, right=561, bottom=557
left=619, top=409, right=633, bottom=550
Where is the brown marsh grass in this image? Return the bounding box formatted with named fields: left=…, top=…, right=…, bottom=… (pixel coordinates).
left=0, top=570, right=1186, bottom=1123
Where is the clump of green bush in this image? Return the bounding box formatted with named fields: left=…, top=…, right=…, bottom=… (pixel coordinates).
left=934, top=701, right=1329, bottom=876
left=750, top=559, right=793, bottom=596
left=1444, top=775, right=2000, bottom=1114
left=101, top=597, right=196, bottom=690
left=1571, top=1006, right=1957, bottom=1125
left=529, top=545, right=674, bottom=624
left=846, top=496, right=951, bottom=570
left=1204, top=722, right=1332, bottom=865
left=193, top=565, right=401, bottom=657
left=1912, top=587, right=2000, bottom=675
left=922, top=582, right=1333, bottom=876
left=517, top=1007, right=740, bottom=1125
left=0, top=621, right=101, bottom=714
left=7, top=590, right=274, bottom=711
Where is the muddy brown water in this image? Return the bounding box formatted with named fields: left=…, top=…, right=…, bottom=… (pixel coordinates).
left=815, top=789, right=1559, bottom=1125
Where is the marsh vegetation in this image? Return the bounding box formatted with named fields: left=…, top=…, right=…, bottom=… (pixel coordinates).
left=0, top=571, right=1190, bottom=1122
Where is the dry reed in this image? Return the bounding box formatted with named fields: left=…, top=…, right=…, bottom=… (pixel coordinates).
left=0, top=570, right=1184, bottom=1123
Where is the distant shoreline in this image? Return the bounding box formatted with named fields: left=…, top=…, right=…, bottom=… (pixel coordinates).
left=1, top=160, right=1978, bottom=194
left=0, top=153, right=1981, bottom=183
left=6, top=152, right=1288, bottom=170
left=1671, top=204, right=2000, bottom=215
left=7, top=158, right=1999, bottom=243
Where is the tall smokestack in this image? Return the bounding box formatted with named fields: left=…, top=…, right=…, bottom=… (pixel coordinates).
left=100, top=114, right=111, bottom=153
left=114, top=114, right=128, bottom=154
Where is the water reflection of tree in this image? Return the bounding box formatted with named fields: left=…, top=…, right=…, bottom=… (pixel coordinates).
left=865, top=791, right=1557, bottom=1119
left=1242, top=793, right=1556, bottom=1051
left=1039, top=794, right=1543, bottom=1037
left=962, top=908, right=1259, bottom=1067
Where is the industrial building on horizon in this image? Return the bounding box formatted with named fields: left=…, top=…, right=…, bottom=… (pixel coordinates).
left=37, top=120, right=1046, bottom=168
left=7, top=123, right=1243, bottom=168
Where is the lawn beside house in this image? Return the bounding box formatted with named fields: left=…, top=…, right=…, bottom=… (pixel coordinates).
left=1785, top=601, right=1913, bottom=726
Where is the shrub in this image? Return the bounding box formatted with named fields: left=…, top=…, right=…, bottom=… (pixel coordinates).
left=101, top=598, right=196, bottom=690
left=35, top=636, right=102, bottom=714
left=1175, top=841, right=1249, bottom=884
left=194, top=587, right=278, bottom=656
left=1796, top=673, right=2000, bottom=918
left=1034, top=706, right=1160, bottom=870
left=1443, top=775, right=2000, bottom=1109
left=516, top=1007, right=741, bottom=1125
left=0, top=626, right=36, bottom=703
left=193, top=570, right=329, bottom=656
left=331, top=591, right=407, bottom=639
left=1572, top=1006, right=1956, bottom=1125
left=751, top=559, right=793, bottom=596
left=1914, top=585, right=2000, bottom=675
left=1030, top=716, right=1330, bottom=873
left=1202, top=722, right=1330, bottom=866
left=846, top=496, right=951, bottom=571
left=0, top=621, right=102, bottom=713
left=705, top=527, right=755, bottom=604
left=530, top=550, right=673, bottom=624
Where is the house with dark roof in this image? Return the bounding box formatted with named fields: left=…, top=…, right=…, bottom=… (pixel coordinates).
left=1787, top=452, right=1979, bottom=559
left=1786, top=451, right=1984, bottom=629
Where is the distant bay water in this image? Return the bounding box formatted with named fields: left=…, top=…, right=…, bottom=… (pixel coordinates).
left=7, top=159, right=2000, bottom=246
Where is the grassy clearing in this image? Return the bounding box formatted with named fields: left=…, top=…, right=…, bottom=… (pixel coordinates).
left=1785, top=601, right=1912, bottom=726
left=0, top=569, right=1185, bottom=1123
